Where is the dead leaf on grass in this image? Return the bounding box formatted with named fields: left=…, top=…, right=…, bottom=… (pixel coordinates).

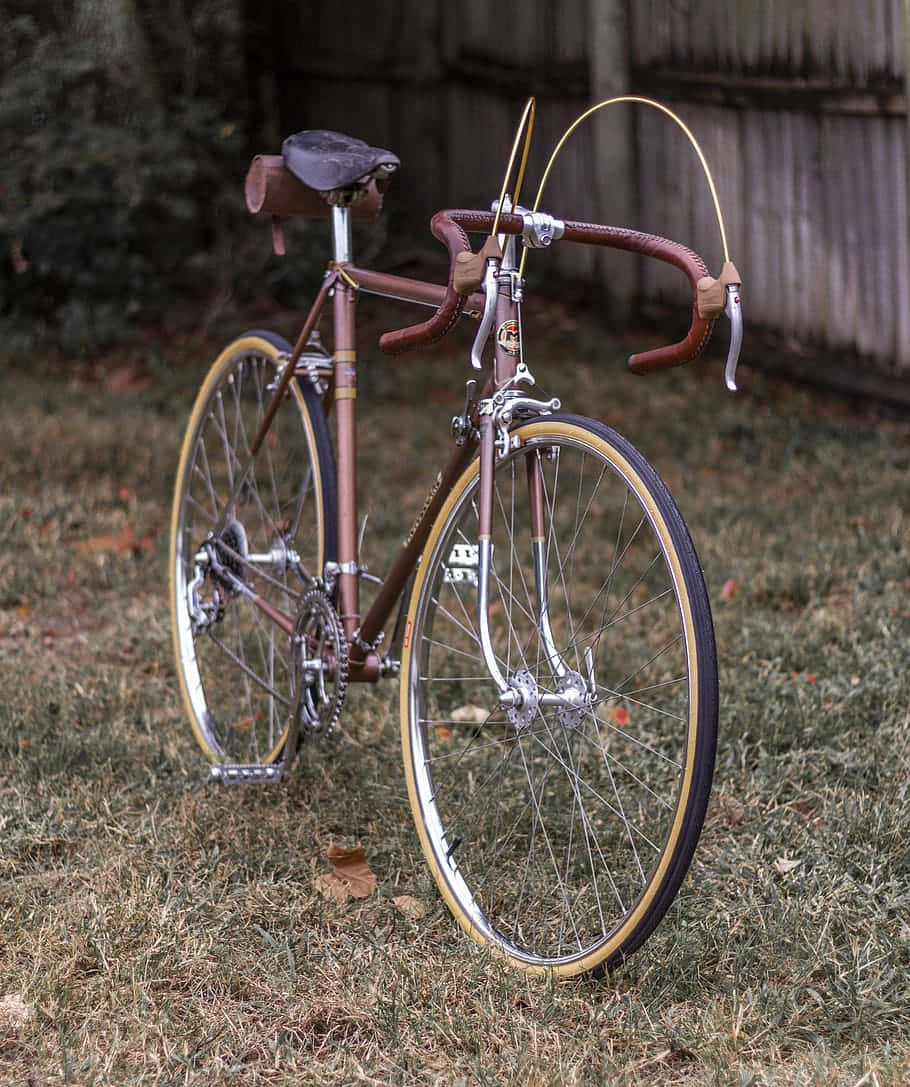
left=401, top=483, right=428, bottom=511
left=0, top=993, right=31, bottom=1030
left=315, top=843, right=377, bottom=903
left=10, top=240, right=28, bottom=275
left=75, top=524, right=155, bottom=557
left=105, top=365, right=150, bottom=392
left=392, top=894, right=426, bottom=921
left=450, top=705, right=488, bottom=725
left=774, top=857, right=801, bottom=875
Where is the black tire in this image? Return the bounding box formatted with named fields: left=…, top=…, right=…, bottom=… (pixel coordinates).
left=400, top=415, right=717, bottom=976
left=170, top=331, right=337, bottom=764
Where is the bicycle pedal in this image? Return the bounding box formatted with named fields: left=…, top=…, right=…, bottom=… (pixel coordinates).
left=208, top=763, right=285, bottom=785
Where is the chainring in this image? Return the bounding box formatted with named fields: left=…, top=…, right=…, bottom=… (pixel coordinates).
left=291, top=587, right=348, bottom=740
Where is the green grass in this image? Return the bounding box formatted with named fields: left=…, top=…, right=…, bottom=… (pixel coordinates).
left=1, top=301, right=908, bottom=1085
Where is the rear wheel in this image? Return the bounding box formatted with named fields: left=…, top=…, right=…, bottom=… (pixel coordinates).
left=170, top=331, right=337, bottom=764
left=401, top=416, right=717, bottom=976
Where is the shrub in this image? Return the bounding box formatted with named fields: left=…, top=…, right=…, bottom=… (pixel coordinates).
left=0, top=8, right=250, bottom=356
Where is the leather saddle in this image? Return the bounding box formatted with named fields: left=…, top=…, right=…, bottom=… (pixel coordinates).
left=282, top=130, right=399, bottom=192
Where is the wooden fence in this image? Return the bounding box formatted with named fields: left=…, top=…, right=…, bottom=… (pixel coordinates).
left=270, top=1, right=910, bottom=384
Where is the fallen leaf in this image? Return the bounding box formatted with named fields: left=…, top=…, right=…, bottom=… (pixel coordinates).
left=611, top=705, right=631, bottom=727
left=450, top=705, right=488, bottom=725
left=807, top=673, right=817, bottom=684
left=105, top=365, right=150, bottom=392
left=720, top=578, right=738, bottom=600
left=434, top=727, right=453, bottom=741
left=231, top=717, right=253, bottom=731
left=774, top=857, right=801, bottom=875
left=315, top=843, right=377, bottom=903
left=11, top=240, right=28, bottom=275
left=0, top=993, right=30, bottom=1029
left=392, top=894, right=426, bottom=921
left=401, top=483, right=428, bottom=511
left=75, top=524, right=155, bottom=557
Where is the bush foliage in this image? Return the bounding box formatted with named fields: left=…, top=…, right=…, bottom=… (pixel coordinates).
left=0, top=2, right=254, bottom=355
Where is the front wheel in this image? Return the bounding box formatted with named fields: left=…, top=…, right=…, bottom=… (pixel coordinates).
left=400, top=416, right=717, bottom=977
left=170, top=331, right=337, bottom=765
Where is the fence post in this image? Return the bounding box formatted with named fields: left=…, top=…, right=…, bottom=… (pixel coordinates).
left=587, top=0, right=636, bottom=319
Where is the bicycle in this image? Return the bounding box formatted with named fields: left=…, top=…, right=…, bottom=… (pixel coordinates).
left=169, top=103, right=744, bottom=978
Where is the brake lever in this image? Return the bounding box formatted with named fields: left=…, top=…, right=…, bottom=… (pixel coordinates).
left=723, top=282, right=743, bottom=392
left=470, top=259, right=500, bottom=370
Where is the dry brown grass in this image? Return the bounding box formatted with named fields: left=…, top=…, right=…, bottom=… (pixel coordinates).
left=1, top=299, right=908, bottom=1084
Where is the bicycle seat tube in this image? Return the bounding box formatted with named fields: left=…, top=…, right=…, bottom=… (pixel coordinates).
left=329, top=203, right=362, bottom=646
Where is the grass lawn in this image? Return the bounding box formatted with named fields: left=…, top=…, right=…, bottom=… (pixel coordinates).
left=0, top=299, right=908, bottom=1085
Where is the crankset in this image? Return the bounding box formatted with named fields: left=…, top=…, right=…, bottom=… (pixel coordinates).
left=291, top=586, right=348, bottom=740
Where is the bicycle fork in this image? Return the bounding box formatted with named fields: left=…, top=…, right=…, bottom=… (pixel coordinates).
left=473, top=380, right=602, bottom=720
left=470, top=223, right=594, bottom=716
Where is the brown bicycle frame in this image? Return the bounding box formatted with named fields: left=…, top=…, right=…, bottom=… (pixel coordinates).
left=240, top=203, right=717, bottom=682
left=327, top=263, right=521, bottom=680
left=230, top=262, right=514, bottom=682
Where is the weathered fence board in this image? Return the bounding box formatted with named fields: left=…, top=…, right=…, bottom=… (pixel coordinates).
left=280, top=0, right=910, bottom=380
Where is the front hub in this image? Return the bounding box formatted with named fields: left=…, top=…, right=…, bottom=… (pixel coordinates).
left=553, top=671, right=592, bottom=730
left=504, top=669, right=539, bottom=730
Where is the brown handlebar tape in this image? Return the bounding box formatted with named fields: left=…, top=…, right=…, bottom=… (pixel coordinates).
left=378, top=211, right=473, bottom=354
left=557, top=221, right=716, bottom=373
left=377, top=208, right=718, bottom=371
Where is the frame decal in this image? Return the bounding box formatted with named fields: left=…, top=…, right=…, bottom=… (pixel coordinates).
left=496, top=319, right=520, bottom=356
